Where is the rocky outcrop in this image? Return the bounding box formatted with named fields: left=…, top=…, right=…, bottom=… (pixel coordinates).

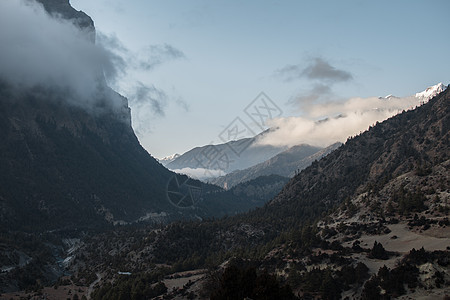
left=35, top=0, right=94, bottom=32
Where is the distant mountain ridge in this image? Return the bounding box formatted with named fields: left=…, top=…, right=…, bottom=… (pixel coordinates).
left=158, top=153, right=181, bottom=166
left=211, top=143, right=341, bottom=188
left=166, top=131, right=288, bottom=176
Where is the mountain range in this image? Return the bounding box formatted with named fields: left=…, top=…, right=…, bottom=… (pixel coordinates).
left=0, top=0, right=448, bottom=298
left=165, top=130, right=287, bottom=177
left=164, top=83, right=447, bottom=187
left=57, top=84, right=449, bottom=300
left=211, top=142, right=341, bottom=189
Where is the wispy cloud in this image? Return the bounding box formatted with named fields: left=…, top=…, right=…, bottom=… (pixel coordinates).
left=96, top=35, right=188, bottom=115
left=276, top=57, right=352, bottom=83
left=129, top=82, right=168, bottom=137
left=131, top=82, right=168, bottom=117
left=175, top=97, right=190, bottom=112
left=302, top=57, right=352, bottom=82
left=95, top=32, right=189, bottom=133
left=139, top=43, right=186, bottom=71
left=291, top=83, right=333, bottom=108
left=97, top=32, right=129, bottom=55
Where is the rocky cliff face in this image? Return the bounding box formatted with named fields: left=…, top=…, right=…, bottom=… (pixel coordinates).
left=0, top=0, right=275, bottom=233
left=0, top=0, right=176, bottom=231
left=35, top=0, right=94, bottom=34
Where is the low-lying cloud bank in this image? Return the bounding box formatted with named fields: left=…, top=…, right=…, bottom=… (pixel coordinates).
left=0, top=0, right=122, bottom=108
left=171, top=167, right=226, bottom=181
left=257, top=93, right=436, bottom=148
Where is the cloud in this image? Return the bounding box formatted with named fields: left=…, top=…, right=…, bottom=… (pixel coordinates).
left=139, top=43, right=186, bottom=71
left=95, top=32, right=128, bottom=86
left=0, top=0, right=190, bottom=138
left=129, top=82, right=168, bottom=136
left=257, top=95, right=424, bottom=148
left=0, top=0, right=122, bottom=108
left=303, top=57, right=352, bottom=82
left=290, top=83, right=333, bottom=108
left=276, top=57, right=352, bottom=83
left=97, top=32, right=129, bottom=56
left=175, top=97, right=190, bottom=112
left=171, top=167, right=226, bottom=181
left=131, top=82, right=168, bottom=116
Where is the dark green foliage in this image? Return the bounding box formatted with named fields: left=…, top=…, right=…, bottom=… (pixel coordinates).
left=291, top=261, right=369, bottom=299
left=199, top=175, right=290, bottom=217
left=337, top=262, right=370, bottom=289
left=361, top=276, right=382, bottom=300
left=294, top=268, right=342, bottom=299
left=391, top=186, right=427, bottom=215
left=415, top=163, right=432, bottom=176
left=91, top=272, right=167, bottom=300
left=0, top=231, right=64, bottom=291
left=362, top=249, right=449, bottom=299
left=209, top=260, right=297, bottom=300
left=369, top=241, right=389, bottom=260
left=361, top=249, right=438, bottom=299
left=404, top=248, right=449, bottom=267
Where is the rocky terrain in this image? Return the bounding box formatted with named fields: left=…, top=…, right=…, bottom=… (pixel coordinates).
left=0, top=1, right=448, bottom=299
left=0, top=1, right=290, bottom=293
left=4, top=83, right=445, bottom=300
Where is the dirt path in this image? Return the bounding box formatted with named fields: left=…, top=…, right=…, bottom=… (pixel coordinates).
left=87, top=273, right=102, bottom=299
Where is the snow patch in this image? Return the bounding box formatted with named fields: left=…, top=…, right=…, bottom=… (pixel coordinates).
left=415, top=82, right=447, bottom=102
left=158, top=153, right=180, bottom=165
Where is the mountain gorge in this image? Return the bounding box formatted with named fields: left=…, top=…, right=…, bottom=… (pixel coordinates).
left=0, top=0, right=178, bottom=231
left=0, top=2, right=293, bottom=292
left=0, top=0, right=449, bottom=299
left=0, top=0, right=279, bottom=234
left=53, top=85, right=449, bottom=300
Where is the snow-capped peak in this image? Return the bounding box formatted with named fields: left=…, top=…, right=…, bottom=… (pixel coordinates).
left=415, top=82, right=447, bottom=101
left=382, top=94, right=399, bottom=99
left=158, top=153, right=180, bottom=166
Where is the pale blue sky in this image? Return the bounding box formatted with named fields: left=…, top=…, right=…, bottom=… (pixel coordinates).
left=71, top=0, right=449, bottom=158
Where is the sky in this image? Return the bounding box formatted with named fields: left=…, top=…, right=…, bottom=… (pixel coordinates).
left=65, top=0, right=450, bottom=158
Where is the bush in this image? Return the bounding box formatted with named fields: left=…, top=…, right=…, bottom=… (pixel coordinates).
left=369, top=241, right=388, bottom=260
